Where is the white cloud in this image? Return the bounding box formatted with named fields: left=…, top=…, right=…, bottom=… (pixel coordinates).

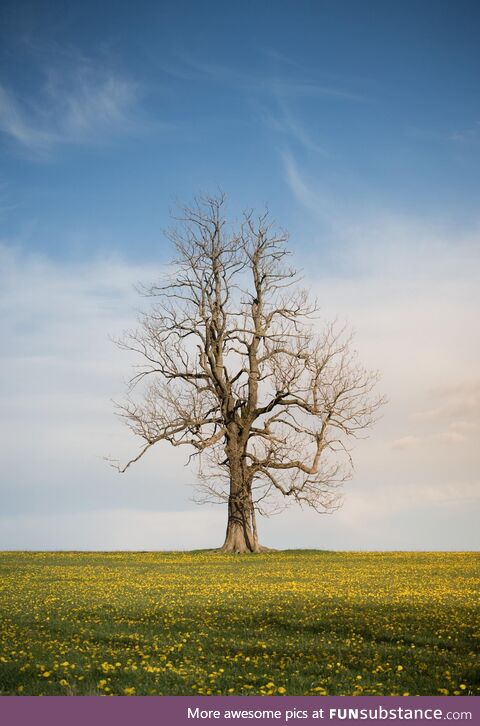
left=0, top=60, right=139, bottom=155
left=391, top=436, right=421, bottom=450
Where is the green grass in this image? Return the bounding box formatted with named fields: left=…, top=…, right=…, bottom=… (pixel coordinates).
left=0, top=550, right=478, bottom=696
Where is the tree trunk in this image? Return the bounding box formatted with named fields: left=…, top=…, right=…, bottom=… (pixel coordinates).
left=220, top=445, right=260, bottom=552
left=221, top=490, right=260, bottom=553
left=220, top=426, right=267, bottom=553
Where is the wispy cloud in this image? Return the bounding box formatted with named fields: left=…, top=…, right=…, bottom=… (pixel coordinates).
left=391, top=427, right=467, bottom=450
left=0, top=60, right=140, bottom=156
left=255, top=95, right=327, bottom=155
left=408, top=122, right=480, bottom=147
left=282, top=151, right=480, bottom=270
left=165, top=54, right=364, bottom=101
left=448, top=122, right=480, bottom=144
left=413, top=382, right=480, bottom=423
left=158, top=50, right=363, bottom=157
left=282, top=151, right=333, bottom=216
left=392, top=382, right=480, bottom=450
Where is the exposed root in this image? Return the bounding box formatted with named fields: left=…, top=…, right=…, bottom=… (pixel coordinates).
left=213, top=543, right=276, bottom=554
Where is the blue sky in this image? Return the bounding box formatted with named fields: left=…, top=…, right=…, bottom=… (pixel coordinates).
left=1, top=1, right=479, bottom=550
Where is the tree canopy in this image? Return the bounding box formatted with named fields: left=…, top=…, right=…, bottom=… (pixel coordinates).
left=115, top=194, right=384, bottom=552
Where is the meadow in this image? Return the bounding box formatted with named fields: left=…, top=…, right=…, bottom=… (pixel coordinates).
left=0, top=551, right=478, bottom=696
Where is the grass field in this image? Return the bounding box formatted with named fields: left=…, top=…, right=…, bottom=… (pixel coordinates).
left=0, top=550, right=478, bottom=696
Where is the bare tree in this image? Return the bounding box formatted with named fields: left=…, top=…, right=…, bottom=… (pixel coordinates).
left=114, top=194, right=384, bottom=553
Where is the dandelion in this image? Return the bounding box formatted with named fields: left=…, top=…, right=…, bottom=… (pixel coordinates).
left=0, top=551, right=478, bottom=696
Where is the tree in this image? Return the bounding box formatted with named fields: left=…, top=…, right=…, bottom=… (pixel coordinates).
left=114, top=194, right=384, bottom=553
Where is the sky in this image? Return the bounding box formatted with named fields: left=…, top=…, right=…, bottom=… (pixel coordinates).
left=0, top=0, right=479, bottom=550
